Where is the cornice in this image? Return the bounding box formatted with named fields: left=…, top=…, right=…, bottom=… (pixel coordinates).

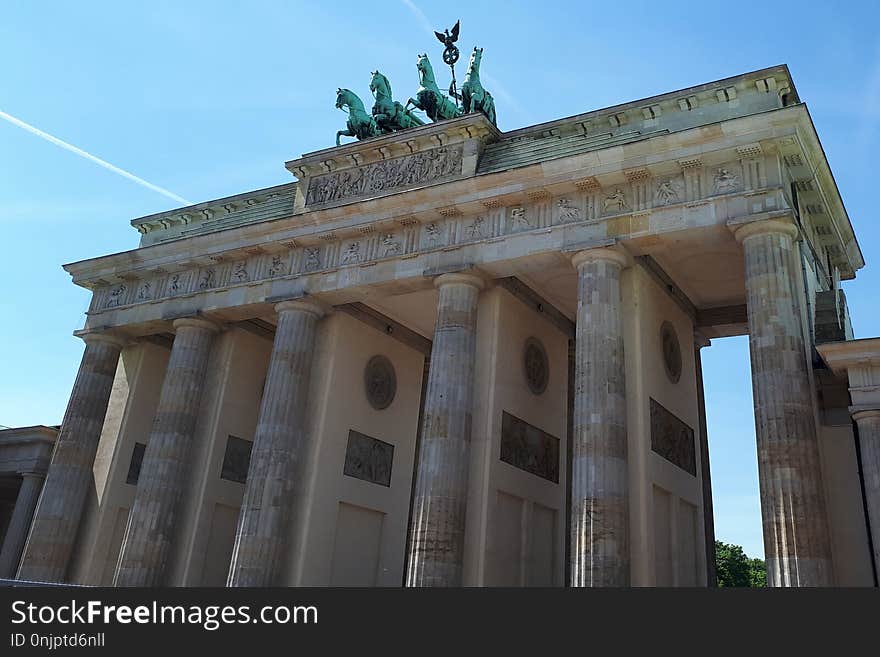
left=499, top=64, right=795, bottom=141
left=817, top=338, right=880, bottom=375
left=130, top=182, right=298, bottom=246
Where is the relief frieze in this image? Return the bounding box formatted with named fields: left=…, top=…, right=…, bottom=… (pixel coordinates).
left=305, top=145, right=464, bottom=206
left=649, top=398, right=696, bottom=476
left=92, top=156, right=767, bottom=312
left=500, top=411, right=560, bottom=483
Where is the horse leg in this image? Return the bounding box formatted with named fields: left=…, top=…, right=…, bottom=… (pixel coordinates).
left=485, top=92, right=496, bottom=125
left=472, top=89, right=485, bottom=114
left=336, top=129, right=354, bottom=146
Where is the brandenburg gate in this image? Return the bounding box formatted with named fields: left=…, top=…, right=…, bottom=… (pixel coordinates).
left=11, top=62, right=879, bottom=587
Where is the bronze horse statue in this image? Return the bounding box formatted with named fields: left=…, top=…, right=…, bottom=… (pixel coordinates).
left=370, top=71, right=424, bottom=133
left=460, top=47, right=496, bottom=126
left=335, top=88, right=380, bottom=146
left=405, top=53, right=462, bottom=122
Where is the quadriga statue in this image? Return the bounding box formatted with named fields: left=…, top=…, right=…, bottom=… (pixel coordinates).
left=405, top=53, right=462, bottom=123
left=460, top=46, right=496, bottom=126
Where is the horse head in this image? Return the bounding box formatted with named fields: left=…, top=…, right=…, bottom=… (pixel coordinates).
left=336, top=88, right=365, bottom=114
left=468, top=47, right=483, bottom=74
left=370, top=70, right=390, bottom=98
left=416, top=53, right=433, bottom=83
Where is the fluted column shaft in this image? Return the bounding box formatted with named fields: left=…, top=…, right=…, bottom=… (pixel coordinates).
left=0, top=474, right=46, bottom=578
left=852, top=409, right=880, bottom=570
left=227, top=300, right=323, bottom=587
left=570, top=248, right=630, bottom=587
left=406, top=273, right=483, bottom=587
left=736, top=219, right=833, bottom=586
left=114, top=318, right=218, bottom=586
left=17, top=333, right=124, bottom=583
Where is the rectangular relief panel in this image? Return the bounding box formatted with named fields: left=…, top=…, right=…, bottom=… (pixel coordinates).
left=650, top=399, right=696, bottom=476
left=221, top=435, right=253, bottom=484
left=343, top=430, right=394, bottom=487
left=125, top=443, right=146, bottom=486
left=500, top=411, right=560, bottom=483
left=305, top=145, right=464, bottom=207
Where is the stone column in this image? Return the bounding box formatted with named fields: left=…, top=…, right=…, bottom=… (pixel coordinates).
left=17, top=333, right=125, bottom=583
left=851, top=408, right=880, bottom=570
left=734, top=218, right=833, bottom=586
left=0, top=474, right=46, bottom=578
left=227, top=300, right=323, bottom=587
left=694, top=333, right=717, bottom=587
left=569, top=247, right=630, bottom=587
left=114, top=317, right=219, bottom=586
left=406, top=272, right=484, bottom=587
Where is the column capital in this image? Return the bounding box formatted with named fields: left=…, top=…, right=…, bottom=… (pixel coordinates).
left=730, top=217, right=798, bottom=243
left=172, top=317, right=221, bottom=333
left=78, top=331, right=128, bottom=349
left=850, top=406, right=880, bottom=422
left=275, top=299, right=326, bottom=317
left=571, top=246, right=630, bottom=270
left=433, top=272, right=486, bottom=291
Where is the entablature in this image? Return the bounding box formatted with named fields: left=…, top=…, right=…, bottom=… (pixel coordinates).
left=66, top=101, right=862, bottom=334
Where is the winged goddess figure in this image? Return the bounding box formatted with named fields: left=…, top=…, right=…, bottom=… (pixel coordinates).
left=435, top=20, right=461, bottom=104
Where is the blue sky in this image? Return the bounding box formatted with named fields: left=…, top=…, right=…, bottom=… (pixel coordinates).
left=2, top=1, right=879, bottom=559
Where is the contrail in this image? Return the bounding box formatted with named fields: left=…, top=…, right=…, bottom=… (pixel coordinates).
left=399, top=0, right=532, bottom=124
left=401, top=0, right=434, bottom=36
left=0, top=110, right=193, bottom=206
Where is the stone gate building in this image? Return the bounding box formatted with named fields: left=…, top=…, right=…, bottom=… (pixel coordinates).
left=13, top=65, right=880, bottom=587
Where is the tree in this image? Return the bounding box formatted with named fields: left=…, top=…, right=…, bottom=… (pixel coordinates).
left=748, top=557, right=766, bottom=587
left=715, top=540, right=766, bottom=587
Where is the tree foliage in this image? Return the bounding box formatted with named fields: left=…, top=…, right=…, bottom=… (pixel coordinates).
left=715, top=540, right=766, bottom=587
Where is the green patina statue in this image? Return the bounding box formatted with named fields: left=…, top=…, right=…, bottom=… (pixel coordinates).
left=370, top=71, right=425, bottom=133
left=335, top=88, right=380, bottom=146
left=333, top=19, right=498, bottom=144
left=405, top=53, right=463, bottom=123
left=461, top=47, right=496, bottom=126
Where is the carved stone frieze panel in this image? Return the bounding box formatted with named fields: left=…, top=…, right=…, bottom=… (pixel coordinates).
left=305, top=145, right=464, bottom=206
left=649, top=398, right=696, bottom=476
left=343, top=430, right=394, bottom=487
left=90, top=156, right=770, bottom=313
left=500, top=411, right=560, bottom=483
left=221, top=435, right=253, bottom=484
left=125, top=442, right=146, bottom=486
left=712, top=165, right=742, bottom=195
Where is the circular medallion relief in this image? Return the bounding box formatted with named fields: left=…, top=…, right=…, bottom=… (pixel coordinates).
left=364, top=355, right=397, bottom=410
left=523, top=337, right=549, bottom=395
left=660, top=321, right=682, bottom=384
